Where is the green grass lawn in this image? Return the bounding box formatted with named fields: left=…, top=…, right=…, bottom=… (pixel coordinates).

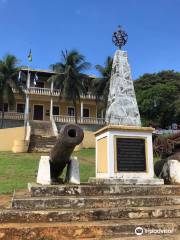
left=0, top=149, right=95, bottom=194
left=0, top=149, right=160, bottom=194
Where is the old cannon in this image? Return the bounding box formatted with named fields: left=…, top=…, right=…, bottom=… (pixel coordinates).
left=154, top=132, right=180, bottom=183
left=49, top=124, right=84, bottom=183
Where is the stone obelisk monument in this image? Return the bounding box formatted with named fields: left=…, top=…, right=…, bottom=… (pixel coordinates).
left=105, top=49, right=141, bottom=126
left=89, top=26, right=163, bottom=185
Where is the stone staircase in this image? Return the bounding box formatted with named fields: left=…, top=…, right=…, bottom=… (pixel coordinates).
left=28, top=135, right=57, bottom=152
left=0, top=184, right=180, bottom=239
left=28, top=120, right=57, bottom=152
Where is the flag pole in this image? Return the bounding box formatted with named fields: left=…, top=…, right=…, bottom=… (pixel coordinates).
left=24, top=49, right=32, bottom=127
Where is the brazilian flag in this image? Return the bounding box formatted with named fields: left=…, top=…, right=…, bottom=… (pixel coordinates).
left=28, top=49, right=32, bottom=62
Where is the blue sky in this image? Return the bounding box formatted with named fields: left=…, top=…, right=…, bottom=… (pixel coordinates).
left=0, top=0, right=180, bottom=79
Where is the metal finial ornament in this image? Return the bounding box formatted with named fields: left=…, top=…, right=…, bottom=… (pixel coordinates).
left=112, top=25, right=128, bottom=49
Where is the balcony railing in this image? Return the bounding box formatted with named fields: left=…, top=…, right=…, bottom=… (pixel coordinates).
left=13, top=87, right=96, bottom=100
left=53, top=115, right=105, bottom=125
left=0, top=111, right=105, bottom=126
left=29, top=87, right=51, bottom=95
left=0, top=112, right=24, bottom=120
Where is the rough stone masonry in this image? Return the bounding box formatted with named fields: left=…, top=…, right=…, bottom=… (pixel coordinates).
left=105, top=50, right=141, bottom=126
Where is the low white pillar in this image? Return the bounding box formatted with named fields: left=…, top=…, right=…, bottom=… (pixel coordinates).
left=37, top=156, right=51, bottom=185
left=66, top=157, right=80, bottom=184
left=168, top=160, right=180, bottom=183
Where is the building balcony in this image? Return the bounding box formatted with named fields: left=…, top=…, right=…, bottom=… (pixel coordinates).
left=53, top=115, right=105, bottom=125
left=13, top=87, right=96, bottom=100
left=0, top=112, right=105, bottom=125
left=0, top=112, right=24, bottom=120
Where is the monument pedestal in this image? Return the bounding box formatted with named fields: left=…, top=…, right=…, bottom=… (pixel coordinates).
left=90, top=125, right=164, bottom=185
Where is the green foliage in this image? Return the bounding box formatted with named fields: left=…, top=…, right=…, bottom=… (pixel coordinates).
left=134, top=70, right=180, bottom=127
left=0, top=54, right=24, bottom=128
left=92, top=56, right=113, bottom=109
left=48, top=50, right=91, bottom=123
left=0, top=149, right=95, bottom=194
left=0, top=152, right=39, bottom=193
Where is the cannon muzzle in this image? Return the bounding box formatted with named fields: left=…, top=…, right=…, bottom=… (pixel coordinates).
left=49, top=124, right=84, bottom=183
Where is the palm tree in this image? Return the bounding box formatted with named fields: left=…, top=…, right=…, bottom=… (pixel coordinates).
left=92, top=56, right=113, bottom=111
left=49, top=50, right=91, bottom=123
left=0, top=55, right=24, bottom=128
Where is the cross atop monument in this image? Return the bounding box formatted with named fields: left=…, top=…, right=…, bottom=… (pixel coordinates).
left=112, top=25, right=128, bottom=49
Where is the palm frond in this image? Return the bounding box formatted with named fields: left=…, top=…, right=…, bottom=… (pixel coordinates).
left=0, top=54, right=24, bottom=107
left=48, top=49, right=92, bottom=119
left=95, top=65, right=105, bottom=75
left=76, top=62, right=91, bottom=72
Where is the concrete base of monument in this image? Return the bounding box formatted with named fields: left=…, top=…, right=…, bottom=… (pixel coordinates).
left=88, top=177, right=164, bottom=185
left=94, top=125, right=161, bottom=185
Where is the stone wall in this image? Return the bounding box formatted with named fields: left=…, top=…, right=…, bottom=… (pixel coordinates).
left=0, top=126, right=26, bottom=151
left=56, top=123, right=104, bottom=149
left=0, top=120, right=24, bottom=129
left=56, top=122, right=104, bottom=133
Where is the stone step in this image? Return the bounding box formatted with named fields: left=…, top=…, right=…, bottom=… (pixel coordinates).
left=89, top=177, right=164, bottom=185
left=31, top=129, right=54, bottom=136
left=0, top=218, right=179, bottom=239
left=29, top=143, right=55, bottom=147
left=32, top=129, right=53, bottom=134
left=28, top=183, right=180, bottom=197
left=28, top=147, right=52, bottom=153
left=30, top=135, right=57, bottom=141
left=30, top=135, right=56, bottom=139
left=29, top=120, right=56, bottom=152
left=28, top=148, right=53, bottom=153
left=29, top=143, right=55, bottom=148
left=31, top=140, right=55, bottom=142
left=28, top=135, right=57, bottom=152
left=12, top=195, right=180, bottom=210
left=94, top=235, right=180, bottom=240
left=30, top=120, right=53, bottom=128
left=2, top=205, right=180, bottom=223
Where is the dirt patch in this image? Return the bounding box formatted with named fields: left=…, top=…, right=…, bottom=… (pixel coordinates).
left=0, top=194, right=12, bottom=209
left=0, top=189, right=28, bottom=209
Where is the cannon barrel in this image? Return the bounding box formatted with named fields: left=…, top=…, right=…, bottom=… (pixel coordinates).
left=49, top=124, right=84, bottom=183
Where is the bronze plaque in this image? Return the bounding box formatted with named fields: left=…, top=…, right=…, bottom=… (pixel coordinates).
left=116, top=138, right=146, bottom=172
